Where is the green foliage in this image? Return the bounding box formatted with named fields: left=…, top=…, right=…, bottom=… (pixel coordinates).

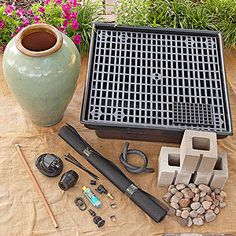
left=115, top=0, right=236, bottom=47
left=32, top=2, right=64, bottom=27
left=116, top=0, right=151, bottom=26
left=75, top=0, right=104, bottom=53
left=0, top=6, right=21, bottom=50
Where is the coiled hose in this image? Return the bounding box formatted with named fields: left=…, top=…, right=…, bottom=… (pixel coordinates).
left=119, top=142, right=154, bottom=174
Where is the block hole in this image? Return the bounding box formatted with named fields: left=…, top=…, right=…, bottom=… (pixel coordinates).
left=168, top=153, right=180, bottom=167
left=214, top=156, right=223, bottom=170
left=192, top=137, right=210, bottom=151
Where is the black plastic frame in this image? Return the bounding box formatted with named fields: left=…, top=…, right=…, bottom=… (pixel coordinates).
left=81, top=23, right=233, bottom=143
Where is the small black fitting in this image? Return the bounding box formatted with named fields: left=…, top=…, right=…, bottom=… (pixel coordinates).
left=58, top=170, right=79, bottom=191
left=88, top=209, right=105, bottom=227
left=93, top=216, right=105, bottom=228
left=88, top=209, right=96, bottom=217
left=90, top=180, right=97, bottom=185
left=96, top=185, right=108, bottom=194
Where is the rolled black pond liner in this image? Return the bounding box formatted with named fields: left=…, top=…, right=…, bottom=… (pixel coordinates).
left=58, top=124, right=167, bottom=223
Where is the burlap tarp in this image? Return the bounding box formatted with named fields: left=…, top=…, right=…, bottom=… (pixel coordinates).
left=0, top=49, right=236, bottom=236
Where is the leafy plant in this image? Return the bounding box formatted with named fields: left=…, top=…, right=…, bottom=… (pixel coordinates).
left=0, top=0, right=103, bottom=53
left=115, top=0, right=236, bottom=48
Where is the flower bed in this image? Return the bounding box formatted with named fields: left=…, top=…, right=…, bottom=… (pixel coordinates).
left=0, top=0, right=103, bottom=53
left=115, top=0, right=236, bottom=48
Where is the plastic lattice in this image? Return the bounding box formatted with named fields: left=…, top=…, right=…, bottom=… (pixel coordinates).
left=84, top=26, right=230, bottom=133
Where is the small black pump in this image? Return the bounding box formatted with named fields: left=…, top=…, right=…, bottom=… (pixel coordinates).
left=35, top=153, right=63, bottom=177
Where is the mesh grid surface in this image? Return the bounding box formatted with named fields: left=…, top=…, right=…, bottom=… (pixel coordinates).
left=85, top=28, right=228, bottom=132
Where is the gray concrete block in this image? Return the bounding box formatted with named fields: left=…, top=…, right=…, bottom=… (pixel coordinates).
left=158, top=147, right=180, bottom=187
left=193, top=172, right=212, bottom=185
left=175, top=171, right=192, bottom=185
left=210, top=152, right=228, bottom=189
left=180, top=130, right=218, bottom=174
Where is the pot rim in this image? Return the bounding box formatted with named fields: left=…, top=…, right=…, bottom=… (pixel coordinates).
left=16, top=23, right=63, bottom=57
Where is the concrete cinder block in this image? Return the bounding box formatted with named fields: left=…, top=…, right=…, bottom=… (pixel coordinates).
left=210, top=153, right=228, bottom=189
left=180, top=130, right=218, bottom=173
left=193, top=172, right=212, bottom=185
left=158, top=147, right=180, bottom=187
left=158, top=147, right=192, bottom=186
left=175, top=171, right=192, bottom=185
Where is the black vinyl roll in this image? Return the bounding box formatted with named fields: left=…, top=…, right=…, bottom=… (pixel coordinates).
left=58, top=124, right=167, bottom=223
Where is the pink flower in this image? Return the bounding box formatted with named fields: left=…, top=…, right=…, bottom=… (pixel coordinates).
left=11, top=32, right=15, bottom=38
left=39, top=7, right=45, bottom=14
left=17, top=26, right=24, bottom=33
left=73, top=34, right=81, bottom=45
left=11, top=2, right=16, bottom=10
left=45, top=0, right=50, bottom=4
left=64, top=13, right=71, bottom=21
left=62, top=3, right=72, bottom=14
left=63, top=20, right=69, bottom=27
left=1, top=44, right=6, bottom=52
left=72, top=20, right=79, bottom=30
left=16, top=8, right=25, bottom=18
left=70, top=0, right=79, bottom=7
left=0, top=20, right=5, bottom=30
left=59, top=26, right=66, bottom=33
left=5, top=5, right=13, bottom=16
left=34, top=15, right=40, bottom=22
left=54, top=0, right=62, bottom=4
left=27, top=9, right=33, bottom=15
left=22, top=18, right=30, bottom=26
left=71, top=11, right=77, bottom=19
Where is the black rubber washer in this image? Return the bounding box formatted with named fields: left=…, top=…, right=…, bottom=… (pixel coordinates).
left=74, top=197, right=87, bottom=211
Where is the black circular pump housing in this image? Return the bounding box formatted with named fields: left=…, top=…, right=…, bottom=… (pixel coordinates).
left=58, top=170, right=79, bottom=191
left=35, top=153, right=63, bottom=177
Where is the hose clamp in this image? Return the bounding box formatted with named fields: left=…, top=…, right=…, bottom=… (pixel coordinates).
left=125, top=184, right=138, bottom=198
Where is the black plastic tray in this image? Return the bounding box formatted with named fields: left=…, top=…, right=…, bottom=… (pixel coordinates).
left=80, top=23, right=233, bottom=143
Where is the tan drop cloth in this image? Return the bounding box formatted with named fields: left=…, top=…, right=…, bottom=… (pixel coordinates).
left=0, top=49, right=236, bottom=236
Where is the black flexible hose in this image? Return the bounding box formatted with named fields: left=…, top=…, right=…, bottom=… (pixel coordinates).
left=119, top=142, right=154, bottom=174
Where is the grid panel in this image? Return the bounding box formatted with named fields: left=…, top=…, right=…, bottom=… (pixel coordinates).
left=86, top=28, right=227, bottom=132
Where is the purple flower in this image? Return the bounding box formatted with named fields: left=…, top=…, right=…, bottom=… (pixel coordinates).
left=62, top=3, right=72, bottom=14
left=16, top=8, right=25, bottom=18
left=5, top=5, right=13, bottom=16
left=11, top=32, right=15, bottom=38
left=45, top=0, right=50, bottom=4
left=72, top=20, right=79, bottom=30
left=34, top=15, right=40, bottom=22
left=73, top=34, right=81, bottom=45
left=39, top=7, right=45, bottom=14
left=71, top=11, right=77, bottom=19
left=0, top=20, right=5, bottom=30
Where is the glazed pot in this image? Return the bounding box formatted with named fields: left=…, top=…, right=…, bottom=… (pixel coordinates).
left=2, top=23, right=80, bottom=126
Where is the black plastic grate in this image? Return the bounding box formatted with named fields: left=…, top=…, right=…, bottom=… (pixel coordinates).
left=173, top=102, right=213, bottom=126
left=82, top=24, right=232, bottom=135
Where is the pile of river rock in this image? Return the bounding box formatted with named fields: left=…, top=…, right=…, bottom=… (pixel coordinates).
left=163, top=183, right=227, bottom=227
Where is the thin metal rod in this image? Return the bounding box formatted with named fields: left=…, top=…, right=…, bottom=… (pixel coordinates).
left=14, top=144, right=58, bottom=228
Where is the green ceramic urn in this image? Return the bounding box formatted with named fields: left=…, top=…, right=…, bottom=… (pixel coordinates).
left=2, top=23, right=80, bottom=126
